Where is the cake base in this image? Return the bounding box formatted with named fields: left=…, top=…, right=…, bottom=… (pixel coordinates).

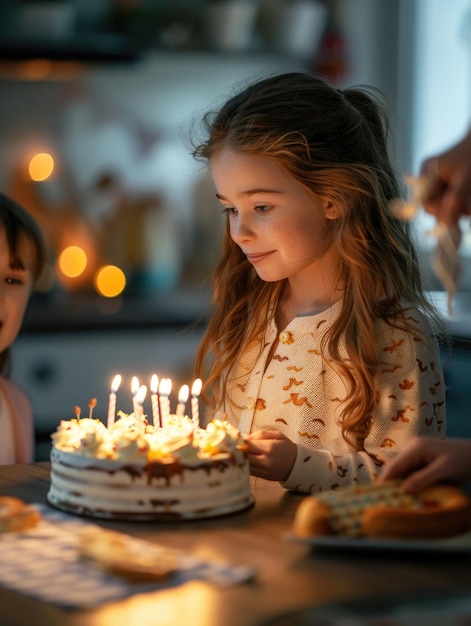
left=46, top=495, right=254, bottom=521
left=48, top=448, right=254, bottom=521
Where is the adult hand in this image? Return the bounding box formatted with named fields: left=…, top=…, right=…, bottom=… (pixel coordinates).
left=245, top=429, right=297, bottom=482
left=420, top=129, right=471, bottom=225
left=379, top=436, right=471, bottom=493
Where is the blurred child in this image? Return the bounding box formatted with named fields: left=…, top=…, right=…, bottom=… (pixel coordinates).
left=191, top=72, right=447, bottom=494
left=0, top=194, right=46, bottom=463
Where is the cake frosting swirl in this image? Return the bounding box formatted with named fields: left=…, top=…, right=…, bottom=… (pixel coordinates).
left=48, top=413, right=253, bottom=520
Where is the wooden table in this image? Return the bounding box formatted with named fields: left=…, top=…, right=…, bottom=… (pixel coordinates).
left=1, top=463, right=470, bottom=626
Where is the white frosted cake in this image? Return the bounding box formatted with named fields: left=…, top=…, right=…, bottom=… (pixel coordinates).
left=48, top=413, right=253, bottom=520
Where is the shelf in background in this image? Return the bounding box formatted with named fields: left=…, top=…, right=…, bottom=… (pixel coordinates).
left=21, top=286, right=211, bottom=334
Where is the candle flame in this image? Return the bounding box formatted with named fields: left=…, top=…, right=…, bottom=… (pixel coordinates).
left=111, top=374, right=122, bottom=393
left=159, top=377, right=172, bottom=396
left=74, top=405, right=81, bottom=419
left=136, top=384, right=147, bottom=404
left=178, top=384, right=190, bottom=403
left=191, top=378, right=203, bottom=397
left=150, top=374, right=159, bottom=394
left=131, top=376, right=140, bottom=395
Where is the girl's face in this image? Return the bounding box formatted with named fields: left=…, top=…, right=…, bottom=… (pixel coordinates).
left=210, top=148, right=338, bottom=289
left=0, top=227, right=35, bottom=354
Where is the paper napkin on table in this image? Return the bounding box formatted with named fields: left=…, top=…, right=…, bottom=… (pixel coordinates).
left=0, top=504, right=255, bottom=609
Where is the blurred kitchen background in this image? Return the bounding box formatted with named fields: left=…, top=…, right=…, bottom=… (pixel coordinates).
left=1, top=0, right=470, bottom=460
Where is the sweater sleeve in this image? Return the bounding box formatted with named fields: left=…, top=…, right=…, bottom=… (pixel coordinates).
left=281, top=314, right=446, bottom=494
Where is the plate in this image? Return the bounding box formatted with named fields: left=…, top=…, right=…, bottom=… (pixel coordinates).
left=285, top=530, right=471, bottom=553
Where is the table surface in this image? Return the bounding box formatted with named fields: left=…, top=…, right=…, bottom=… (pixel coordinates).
left=1, top=462, right=471, bottom=626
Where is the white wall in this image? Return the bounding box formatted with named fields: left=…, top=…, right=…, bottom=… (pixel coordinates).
left=399, top=0, right=471, bottom=289
left=411, top=0, right=471, bottom=169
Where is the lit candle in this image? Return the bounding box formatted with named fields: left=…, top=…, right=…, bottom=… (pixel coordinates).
left=150, top=374, right=160, bottom=427
left=107, top=374, right=122, bottom=429
left=131, top=376, right=140, bottom=415
left=88, top=398, right=97, bottom=419
left=191, top=378, right=202, bottom=429
left=136, top=384, right=147, bottom=432
left=159, top=377, right=172, bottom=427
left=176, top=384, right=189, bottom=416
left=74, top=405, right=81, bottom=422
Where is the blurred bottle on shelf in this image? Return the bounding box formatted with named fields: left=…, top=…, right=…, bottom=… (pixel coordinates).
left=259, top=0, right=328, bottom=59
left=312, top=0, right=348, bottom=85
left=205, top=0, right=260, bottom=52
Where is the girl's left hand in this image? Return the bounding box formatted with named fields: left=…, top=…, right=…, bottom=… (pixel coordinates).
left=245, top=429, right=297, bottom=482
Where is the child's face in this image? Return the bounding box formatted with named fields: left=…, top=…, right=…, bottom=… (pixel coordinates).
left=210, top=148, right=338, bottom=287
left=0, top=227, right=35, bottom=354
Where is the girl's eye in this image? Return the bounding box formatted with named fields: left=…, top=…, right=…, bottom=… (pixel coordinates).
left=255, top=205, right=271, bottom=213
left=5, top=277, right=24, bottom=286
left=221, top=206, right=237, bottom=215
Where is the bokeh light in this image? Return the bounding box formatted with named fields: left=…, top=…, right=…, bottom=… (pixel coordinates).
left=28, top=152, right=54, bottom=181
left=57, top=246, right=88, bottom=278
left=94, top=265, right=126, bottom=298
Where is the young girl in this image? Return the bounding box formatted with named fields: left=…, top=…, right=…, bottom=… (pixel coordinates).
left=191, top=72, right=447, bottom=494
left=0, top=194, right=46, bottom=463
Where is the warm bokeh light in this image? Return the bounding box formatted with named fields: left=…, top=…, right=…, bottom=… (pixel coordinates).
left=28, top=152, right=54, bottom=181
left=8, top=59, right=83, bottom=81
left=19, top=59, right=55, bottom=80
left=57, top=245, right=88, bottom=278
left=94, top=265, right=126, bottom=298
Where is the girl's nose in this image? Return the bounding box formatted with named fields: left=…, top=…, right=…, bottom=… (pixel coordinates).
left=230, top=214, right=255, bottom=244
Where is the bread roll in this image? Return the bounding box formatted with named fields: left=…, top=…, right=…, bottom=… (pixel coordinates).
left=0, top=497, right=41, bottom=532
left=78, top=526, right=179, bottom=581
left=292, top=481, right=471, bottom=540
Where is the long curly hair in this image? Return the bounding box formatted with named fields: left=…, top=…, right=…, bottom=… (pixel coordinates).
left=0, top=194, right=46, bottom=375
left=190, top=72, right=445, bottom=449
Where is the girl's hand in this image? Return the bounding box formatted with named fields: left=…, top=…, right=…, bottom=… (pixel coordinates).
left=245, top=429, right=297, bottom=482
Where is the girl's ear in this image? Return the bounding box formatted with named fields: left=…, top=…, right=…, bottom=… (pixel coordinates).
left=323, top=198, right=341, bottom=220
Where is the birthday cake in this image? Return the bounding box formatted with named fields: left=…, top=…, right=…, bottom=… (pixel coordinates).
left=47, top=411, right=253, bottom=521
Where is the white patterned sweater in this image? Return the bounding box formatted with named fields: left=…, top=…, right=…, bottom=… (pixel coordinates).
left=224, top=300, right=446, bottom=494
